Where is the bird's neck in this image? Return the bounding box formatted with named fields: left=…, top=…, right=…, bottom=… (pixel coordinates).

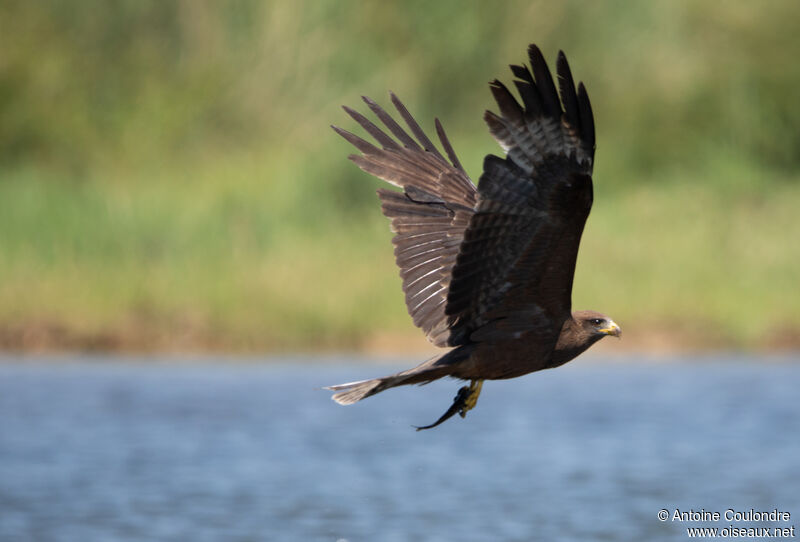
left=550, top=316, right=601, bottom=368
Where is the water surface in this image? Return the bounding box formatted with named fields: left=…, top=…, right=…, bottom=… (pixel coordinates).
left=0, top=355, right=798, bottom=541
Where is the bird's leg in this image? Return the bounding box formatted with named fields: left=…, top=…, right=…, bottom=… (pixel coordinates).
left=414, top=379, right=484, bottom=431
left=459, top=379, right=483, bottom=417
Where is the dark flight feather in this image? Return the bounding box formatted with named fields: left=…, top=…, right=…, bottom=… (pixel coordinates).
left=557, top=50, right=580, bottom=130
left=528, top=44, right=561, bottom=117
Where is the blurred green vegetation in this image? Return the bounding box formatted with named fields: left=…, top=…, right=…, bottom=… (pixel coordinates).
left=1, top=0, right=798, bottom=352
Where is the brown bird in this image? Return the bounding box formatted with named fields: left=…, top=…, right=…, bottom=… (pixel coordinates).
left=327, top=44, right=621, bottom=430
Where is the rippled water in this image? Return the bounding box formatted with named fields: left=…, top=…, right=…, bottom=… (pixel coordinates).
left=0, top=355, right=798, bottom=541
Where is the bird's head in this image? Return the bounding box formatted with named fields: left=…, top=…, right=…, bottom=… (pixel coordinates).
left=574, top=310, right=621, bottom=339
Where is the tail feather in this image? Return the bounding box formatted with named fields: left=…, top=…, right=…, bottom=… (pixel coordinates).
left=325, top=345, right=475, bottom=405
left=325, top=378, right=388, bottom=405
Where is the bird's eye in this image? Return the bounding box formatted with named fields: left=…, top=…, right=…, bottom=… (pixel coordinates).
left=590, top=318, right=604, bottom=326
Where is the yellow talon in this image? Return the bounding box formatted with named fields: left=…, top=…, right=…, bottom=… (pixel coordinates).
left=459, top=379, right=483, bottom=418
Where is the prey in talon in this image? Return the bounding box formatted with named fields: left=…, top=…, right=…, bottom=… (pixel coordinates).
left=415, top=380, right=483, bottom=431
left=326, top=44, right=622, bottom=430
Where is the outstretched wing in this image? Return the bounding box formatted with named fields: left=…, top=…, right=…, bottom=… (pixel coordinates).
left=445, top=45, right=596, bottom=345
left=332, top=94, right=478, bottom=347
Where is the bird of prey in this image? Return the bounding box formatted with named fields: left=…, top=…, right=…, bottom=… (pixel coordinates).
left=327, top=44, right=621, bottom=430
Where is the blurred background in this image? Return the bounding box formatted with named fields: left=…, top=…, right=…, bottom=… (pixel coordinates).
left=2, top=3, right=799, bottom=541
left=1, top=0, right=799, bottom=354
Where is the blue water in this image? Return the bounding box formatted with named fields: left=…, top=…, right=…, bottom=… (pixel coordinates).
left=0, top=355, right=798, bottom=541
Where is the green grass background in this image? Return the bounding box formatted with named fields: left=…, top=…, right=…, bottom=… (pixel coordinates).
left=1, top=0, right=798, bottom=351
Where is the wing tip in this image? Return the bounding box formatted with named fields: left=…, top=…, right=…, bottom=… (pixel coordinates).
left=527, top=43, right=544, bottom=60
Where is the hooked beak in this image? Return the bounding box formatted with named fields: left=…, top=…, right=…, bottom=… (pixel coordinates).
left=598, top=320, right=622, bottom=338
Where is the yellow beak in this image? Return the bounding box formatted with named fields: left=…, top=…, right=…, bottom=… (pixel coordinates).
left=598, top=321, right=622, bottom=337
